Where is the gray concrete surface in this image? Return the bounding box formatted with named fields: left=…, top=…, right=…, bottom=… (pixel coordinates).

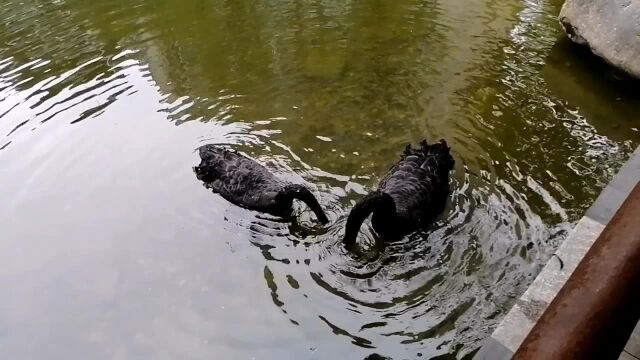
left=625, top=323, right=640, bottom=359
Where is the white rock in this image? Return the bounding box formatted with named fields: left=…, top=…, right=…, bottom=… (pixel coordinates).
left=560, top=0, right=640, bottom=78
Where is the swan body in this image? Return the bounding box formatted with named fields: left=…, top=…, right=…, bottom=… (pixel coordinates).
left=194, top=144, right=329, bottom=224
left=343, top=139, right=454, bottom=246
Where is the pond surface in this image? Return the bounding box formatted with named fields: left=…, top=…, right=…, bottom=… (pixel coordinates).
left=0, top=0, right=638, bottom=359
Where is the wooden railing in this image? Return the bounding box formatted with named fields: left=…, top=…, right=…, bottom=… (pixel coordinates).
left=514, top=182, right=640, bottom=359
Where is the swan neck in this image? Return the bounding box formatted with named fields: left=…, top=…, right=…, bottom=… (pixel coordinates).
left=282, top=185, right=329, bottom=224
left=343, top=191, right=395, bottom=247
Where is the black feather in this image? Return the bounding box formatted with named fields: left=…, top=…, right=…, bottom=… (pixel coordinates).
left=194, top=144, right=329, bottom=224
left=343, top=139, right=454, bottom=246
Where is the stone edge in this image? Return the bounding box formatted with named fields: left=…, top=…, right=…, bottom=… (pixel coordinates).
left=474, top=146, right=640, bottom=359
left=559, top=0, right=640, bottom=79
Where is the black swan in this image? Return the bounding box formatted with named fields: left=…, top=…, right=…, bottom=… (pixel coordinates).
left=343, top=139, right=454, bottom=246
left=194, top=144, right=329, bottom=224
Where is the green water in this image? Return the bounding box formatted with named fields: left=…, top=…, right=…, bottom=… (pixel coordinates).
left=0, top=0, right=638, bottom=359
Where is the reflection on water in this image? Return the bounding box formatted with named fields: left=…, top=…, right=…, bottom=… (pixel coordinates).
left=0, top=0, right=638, bottom=359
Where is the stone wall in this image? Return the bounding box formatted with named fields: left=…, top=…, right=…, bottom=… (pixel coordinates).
left=560, top=0, right=640, bottom=79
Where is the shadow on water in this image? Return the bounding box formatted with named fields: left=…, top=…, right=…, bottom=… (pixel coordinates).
left=0, top=0, right=639, bottom=359
left=544, top=38, right=640, bottom=143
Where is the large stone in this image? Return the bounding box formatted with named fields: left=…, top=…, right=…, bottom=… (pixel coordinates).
left=559, top=0, right=640, bottom=79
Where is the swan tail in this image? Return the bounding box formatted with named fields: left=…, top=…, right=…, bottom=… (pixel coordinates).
left=421, top=139, right=455, bottom=171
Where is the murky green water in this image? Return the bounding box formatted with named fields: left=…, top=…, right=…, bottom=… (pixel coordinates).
left=1, top=0, right=638, bottom=359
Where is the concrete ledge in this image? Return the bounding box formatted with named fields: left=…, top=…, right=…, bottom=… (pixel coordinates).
left=588, top=151, right=640, bottom=224
left=620, top=350, right=640, bottom=360
left=475, top=146, right=640, bottom=359
left=625, top=323, right=640, bottom=359
left=489, top=217, right=604, bottom=355
left=474, top=337, right=513, bottom=360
